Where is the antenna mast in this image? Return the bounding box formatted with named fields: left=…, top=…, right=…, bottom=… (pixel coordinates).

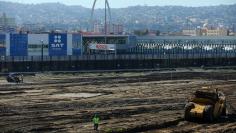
left=90, top=0, right=112, bottom=33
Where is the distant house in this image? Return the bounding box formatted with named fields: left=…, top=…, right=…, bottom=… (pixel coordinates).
left=182, top=28, right=229, bottom=36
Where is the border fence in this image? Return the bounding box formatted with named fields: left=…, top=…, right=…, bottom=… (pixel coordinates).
left=1, top=53, right=236, bottom=72
left=1, top=36, right=236, bottom=72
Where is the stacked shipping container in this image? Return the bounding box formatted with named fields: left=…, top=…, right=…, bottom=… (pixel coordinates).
left=10, top=34, right=28, bottom=56
left=0, top=33, right=83, bottom=56
left=0, top=34, right=6, bottom=56
left=0, top=33, right=133, bottom=56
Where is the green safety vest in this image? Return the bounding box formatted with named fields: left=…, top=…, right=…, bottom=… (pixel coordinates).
left=93, top=117, right=100, bottom=124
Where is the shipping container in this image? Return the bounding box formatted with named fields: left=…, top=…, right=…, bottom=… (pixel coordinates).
left=72, top=34, right=82, bottom=56
left=28, top=34, right=49, bottom=56
left=10, top=34, right=28, bottom=56
left=0, top=34, right=6, bottom=56
left=72, top=48, right=81, bottom=55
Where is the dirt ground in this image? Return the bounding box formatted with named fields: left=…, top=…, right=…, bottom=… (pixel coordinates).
left=0, top=69, right=235, bottom=133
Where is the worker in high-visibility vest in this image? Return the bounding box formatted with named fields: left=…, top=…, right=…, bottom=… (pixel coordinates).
left=92, top=114, right=100, bottom=131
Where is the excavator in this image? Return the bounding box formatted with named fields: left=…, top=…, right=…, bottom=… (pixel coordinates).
left=184, top=88, right=227, bottom=122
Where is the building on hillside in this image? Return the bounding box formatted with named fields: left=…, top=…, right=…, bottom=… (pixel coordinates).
left=182, top=27, right=229, bottom=36
left=93, top=23, right=104, bottom=33
left=93, top=23, right=123, bottom=35
left=20, top=23, right=46, bottom=33
left=111, top=24, right=123, bottom=35
left=182, top=29, right=197, bottom=36
left=206, top=28, right=229, bottom=36
left=0, top=13, right=16, bottom=33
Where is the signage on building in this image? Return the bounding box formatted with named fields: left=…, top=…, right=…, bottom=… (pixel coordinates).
left=49, top=33, right=67, bottom=56
left=89, top=44, right=116, bottom=51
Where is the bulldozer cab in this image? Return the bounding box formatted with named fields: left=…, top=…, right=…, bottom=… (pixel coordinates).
left=185, top=88, right=227, bottom=122
left=188, top=90, right=219, bottom=105
left=194, top=90, right=219, bottom=101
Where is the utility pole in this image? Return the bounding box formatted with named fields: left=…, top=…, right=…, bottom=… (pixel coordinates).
left=0, top=56, right=4, bottom=73
left=105, top=0, right=107, bottom=36
left=40, top=40, right=44, bottom=72
left=233, top=23, right=235, bottom=33
left=104, top=0, right=107, bottom=55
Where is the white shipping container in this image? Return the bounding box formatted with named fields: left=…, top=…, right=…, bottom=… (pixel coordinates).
left=28, top=34, right=49, bottom=56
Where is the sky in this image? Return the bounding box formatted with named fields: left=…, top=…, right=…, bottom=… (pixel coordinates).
left=1, top=0, right=236, bottom=8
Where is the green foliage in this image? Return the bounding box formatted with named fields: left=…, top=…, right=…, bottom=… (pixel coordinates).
left=134, top=29, right=149, bottom=36
left=156, top=30, right=161, bottom=36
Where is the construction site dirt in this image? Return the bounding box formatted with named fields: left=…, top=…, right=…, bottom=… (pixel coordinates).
left=0, top=69, right=235, bottom=133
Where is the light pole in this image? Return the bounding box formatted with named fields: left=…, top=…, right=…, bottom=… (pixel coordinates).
left=40, top=40, right=44, bottom=71
left=1, top=56, right=4, bottom=73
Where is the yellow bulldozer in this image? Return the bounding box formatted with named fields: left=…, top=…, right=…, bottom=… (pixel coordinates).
left=184, top=89, right=227, bottom=122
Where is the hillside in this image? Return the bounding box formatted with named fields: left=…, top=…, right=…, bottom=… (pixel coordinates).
left=0, top=1, right=235, bottom=31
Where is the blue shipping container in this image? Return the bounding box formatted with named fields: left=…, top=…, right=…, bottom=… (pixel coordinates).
left=0, top=34, right=5, bottom=40
left=49, top=33, right=67, bottom=56
left=72, top=34, right=82, bottom=56
left=72, top=48, right=81, bottom=56
left=72, top=34, right=82, bottom=48
left=10, top=34, right=28, bottom=56
left=0, top=48, right=6, bottom=56
left=0, top=34, right=6, bottom=56
left=128, top=35, right=137, bottom=45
